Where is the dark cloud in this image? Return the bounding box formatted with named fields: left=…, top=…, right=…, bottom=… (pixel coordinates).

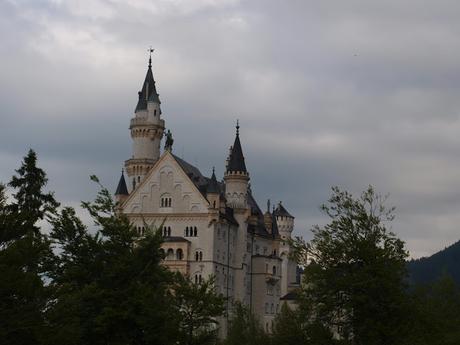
left=2, top=0, right=460, bottom=258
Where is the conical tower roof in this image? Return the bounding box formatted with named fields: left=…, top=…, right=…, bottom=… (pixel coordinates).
left=206, top=167, right=220, bottom=194
left=226, top=122, right=247, bottom=173
left=135, top=55, right=161, bottom=112
left=115, top=171, right=129, bottom=196
left=273, top=201, right=294, bottom=218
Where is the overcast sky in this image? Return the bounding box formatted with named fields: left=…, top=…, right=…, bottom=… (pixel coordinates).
left=2, top=0, right=460, bottom=258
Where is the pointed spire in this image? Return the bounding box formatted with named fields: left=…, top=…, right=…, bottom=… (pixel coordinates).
left=135, top=50, right=161, bottom=112
left=206, top=167, right=219, bottom=194
left=115, top=169, right=129, bottom=196
left=226, top=121, right=247, bottom=173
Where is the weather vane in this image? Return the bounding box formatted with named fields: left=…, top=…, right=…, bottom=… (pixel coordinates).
left=148, top=46, right=154, bottom=67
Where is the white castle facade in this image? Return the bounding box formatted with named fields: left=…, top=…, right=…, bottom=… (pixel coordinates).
left=114, top=56, right=299, bottom=333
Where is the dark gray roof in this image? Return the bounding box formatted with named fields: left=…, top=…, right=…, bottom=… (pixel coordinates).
left=226, top=128, right=247, bottom=173
left=206, top=168, right=219, bottom=194
left=115, top=171, right=129, bottom=196
left=280, top=291, right=299, bottom=301
left=273, top=202, right=294, bottom=218
left=135, top=63, right=161, bottom=112
left=163, top=236, right=190, bottom=243
left=222, top=207, right=239, bottom=226
left=271, top=212, right=279, bottom=237
left=172, top=154, right=209, bottom=194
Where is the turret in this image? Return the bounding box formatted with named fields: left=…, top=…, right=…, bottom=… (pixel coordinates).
left=206, top=167, right=220, bottom=209
left=125, top=51, right=165, bottom=191
left=274, top=201, right=294, bottom=240
left=224, top=122, right=249, bottom=210
left=115, top=170, right=129, bottom=204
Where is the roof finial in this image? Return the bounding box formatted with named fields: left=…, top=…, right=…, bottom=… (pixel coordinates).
left=148, top=46, right=154, bottom=68
left=212, top=166, right=215, bottom=175
left=267, top=199, right=271, bottom=213
left=236, top=119, right=240, bottom=136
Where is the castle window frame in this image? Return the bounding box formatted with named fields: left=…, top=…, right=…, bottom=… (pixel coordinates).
left=160, top=194, right=172, bottom=208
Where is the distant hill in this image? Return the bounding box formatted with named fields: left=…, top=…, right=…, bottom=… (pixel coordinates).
left=407, top=240, right=460, bottom=286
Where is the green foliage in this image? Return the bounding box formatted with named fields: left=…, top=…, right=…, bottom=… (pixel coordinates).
left=173, top=275, right=225, bottom=345
left=292, top=186, right=410, bottom=345
left=406, top=274, right=460, bottom=345
left=46, top=179, right=178, bottom=345
left=0, top=149, right=57, bottom=345
left=224, top=302, right=268, bottom=345
left=271, top=302, right=336, bottom=345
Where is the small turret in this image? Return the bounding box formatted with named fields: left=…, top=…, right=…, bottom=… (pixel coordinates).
left=206, top=167, right=220, bottom=209
left=115, top=170, right=129, bottom=204
left=264, top=199, right=273, bottom=234
left=274, top=201, right=294, bottom=240
left=224, top=121, right=249, bottom=210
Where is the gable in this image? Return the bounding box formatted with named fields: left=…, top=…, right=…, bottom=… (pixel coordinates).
left=122, top=152, right=210, bottom=214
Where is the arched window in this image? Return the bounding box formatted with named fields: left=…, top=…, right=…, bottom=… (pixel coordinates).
left=199, top=251, right=203, bottom=261
left=199, top=274, right=202, bottom=284
left=176, top=248, right=183, bottom=260
left=272, top=266, right=277, bottom=275
left=160, top=195, right=172, bottom=208
left=132, top=179, right=136, bottom=190
left=159, top=248, right=165, bottom=258
left=154, top=109, right=157, bottom=116
left=271, top=303, right=274, bottom=314
left=195, top=251, right=199, bottom=261
left=273, top=249, right=277, bottom=256
left=167, top=227, right=171, bottom=237
left=194, top=227, right=197, bottom=237
left=137, top=176, right=140, bottom=183
left=166, top=248, right=174, bottom=260
left=195, top=275, right=198, bottom=284
left=185, top=227, right=189, bottom=237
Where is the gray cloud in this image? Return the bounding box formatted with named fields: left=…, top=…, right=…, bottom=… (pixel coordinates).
left=2, top=0, right=460, bottom=258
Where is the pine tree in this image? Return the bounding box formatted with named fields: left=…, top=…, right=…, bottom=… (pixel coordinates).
left=0, top=149, right=58, bottom=345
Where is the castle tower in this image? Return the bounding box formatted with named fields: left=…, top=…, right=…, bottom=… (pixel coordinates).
left=274, top=201, right=296, bottom=296
left=125, top=52, right=165, bottom=191
left=224, top=122, right=249, bottom=210
left=274, top=201, right=294, bottom=240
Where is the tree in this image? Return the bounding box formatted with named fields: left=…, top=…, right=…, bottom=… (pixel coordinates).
left=0, top=150, right=58, bottom=345
left=407, top=274, right=460, bottom=345
left=292, top=186, right=409, bottom=345
left=271, top=302, right=336, bottom=345
left=45, top=176, right=178, bottom=345
left=173, top=274, right=225, bottom=345
left=224, top=302, right=268, bottom=345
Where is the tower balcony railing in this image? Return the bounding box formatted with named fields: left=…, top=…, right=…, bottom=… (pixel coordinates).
left=130, top=118, right=165, bottom=127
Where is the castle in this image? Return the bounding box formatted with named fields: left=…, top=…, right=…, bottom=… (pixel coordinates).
left=114, top=55, right=299, bottom=333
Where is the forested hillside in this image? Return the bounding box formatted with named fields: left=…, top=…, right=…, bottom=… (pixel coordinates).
left=408, top=240, right=460, bottom=285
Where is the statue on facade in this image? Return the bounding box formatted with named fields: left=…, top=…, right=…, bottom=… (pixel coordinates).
left=164, top=129, right=174, bottom=151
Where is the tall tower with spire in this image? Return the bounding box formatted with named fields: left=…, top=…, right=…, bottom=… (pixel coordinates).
left=224, top=121, right=250, bottom=209
left=125, top=51, right=165, bottom=191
